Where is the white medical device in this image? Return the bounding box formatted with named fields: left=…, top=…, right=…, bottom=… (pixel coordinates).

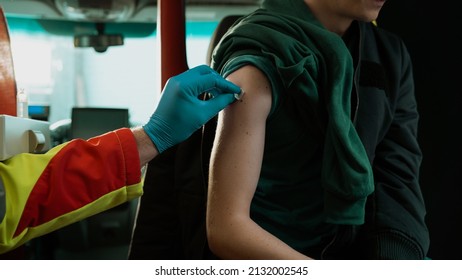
left=0, top=115, right=51, bottom=161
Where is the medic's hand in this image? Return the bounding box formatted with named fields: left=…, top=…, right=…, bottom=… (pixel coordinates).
left=143, top=65, right=240, bottom=153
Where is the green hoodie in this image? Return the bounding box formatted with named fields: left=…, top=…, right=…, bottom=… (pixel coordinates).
left=211, top=0, right=374, bottom=236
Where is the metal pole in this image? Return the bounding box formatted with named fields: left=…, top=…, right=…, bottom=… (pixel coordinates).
left=157, top=0, right=188, bottom=90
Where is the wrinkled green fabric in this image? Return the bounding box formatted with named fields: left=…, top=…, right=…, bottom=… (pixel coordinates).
left=211, top=0, right=374, bottom=224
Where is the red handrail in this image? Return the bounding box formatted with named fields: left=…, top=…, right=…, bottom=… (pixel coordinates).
left=158, top=0, right=188, bottom=90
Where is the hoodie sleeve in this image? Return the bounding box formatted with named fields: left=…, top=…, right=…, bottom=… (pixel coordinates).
left=0, top=128, right=143, bottom=254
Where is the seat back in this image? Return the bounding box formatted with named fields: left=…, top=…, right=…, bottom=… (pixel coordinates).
left=206, top=15, right=242, bottom=66
left=70, top=107, right=129, bottom=139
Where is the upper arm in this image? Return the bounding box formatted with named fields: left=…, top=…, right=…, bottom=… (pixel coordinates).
left=207, top=64, right=272, bottom=221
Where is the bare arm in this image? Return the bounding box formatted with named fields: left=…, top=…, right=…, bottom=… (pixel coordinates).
left=206, top=65, right=311, bottom=260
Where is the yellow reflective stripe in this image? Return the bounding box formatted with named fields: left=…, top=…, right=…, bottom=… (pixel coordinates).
left=0, top=179, right=143, bottom=254
left=0, top=144, right=65, bottom=253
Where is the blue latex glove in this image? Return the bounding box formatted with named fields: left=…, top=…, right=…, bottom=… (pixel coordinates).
left=143, top=65, right=240, bottom=153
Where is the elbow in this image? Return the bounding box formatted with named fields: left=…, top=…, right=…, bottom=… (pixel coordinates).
left=206, top=222, right=228, bottom=258
left=206, top=213, right=249, bottom=259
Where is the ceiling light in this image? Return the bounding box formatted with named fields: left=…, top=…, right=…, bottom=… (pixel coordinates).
left=54, top=0, right=136, bottom=22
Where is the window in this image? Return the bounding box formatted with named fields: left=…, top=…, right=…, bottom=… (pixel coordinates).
left=7, top=16, right=218, bottom=127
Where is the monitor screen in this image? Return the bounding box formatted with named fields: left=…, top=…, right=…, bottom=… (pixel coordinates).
left=70, top=107, right=129, bottom=140
left=29, top=105, right=50, bottom=121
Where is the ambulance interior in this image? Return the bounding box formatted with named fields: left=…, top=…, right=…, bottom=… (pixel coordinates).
left=0, top=0, right=460, bottom=261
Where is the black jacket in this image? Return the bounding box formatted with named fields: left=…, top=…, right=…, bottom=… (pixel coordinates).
left=320, top=20, right=430, bottom=259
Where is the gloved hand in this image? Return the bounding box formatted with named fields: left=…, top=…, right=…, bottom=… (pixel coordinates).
left=143, top=65, right=240, bottom=153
